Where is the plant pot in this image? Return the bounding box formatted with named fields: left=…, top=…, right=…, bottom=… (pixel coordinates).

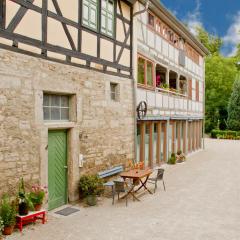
left=34, top=204, right=42, bottom=211
left=3, top=225, right=14, bottom=235
left=86, top=195, right=97, bottom=206
left=19, top=202, right=29, bottom=216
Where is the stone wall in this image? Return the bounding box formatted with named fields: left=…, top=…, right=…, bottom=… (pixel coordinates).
left=0, top=49, right=135, bottom=200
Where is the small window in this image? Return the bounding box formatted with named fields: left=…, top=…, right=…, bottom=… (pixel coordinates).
left=138, top=57, right=145, bottom=84
left=148, top=12, right=154, bottom=27
left=82, top=0, right=98, bottom=30
left=110, top=82, right=119, bottom=101
left=43, top=94, right=70, bottom=121
left=101, top=0, right=115, bottom=37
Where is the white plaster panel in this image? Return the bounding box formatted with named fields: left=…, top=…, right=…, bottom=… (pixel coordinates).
left=169, top=97, right=174, bottom=109
left=174, top=49, right=179, bottom=64
left=156, top=93, right=162, bottom=108
left=137, top=89, right=147, bottom=104
left=184, top=99, right=188, bottom=110
left=162, top=40, right=168, bottom=57
left=147, top=29, right=155, bottom=48
left=147, top=91, right=155, bottom=107
left=169, top=45, right=174, bottom=60
left=175, top=98, right=179, bottom=109
left=155, top=35, right=162, bottom=53
left=163, top=95, right=168, bottom=108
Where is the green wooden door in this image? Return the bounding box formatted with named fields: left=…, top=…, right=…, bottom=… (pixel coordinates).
left=48, top=130, right=68, bottom=210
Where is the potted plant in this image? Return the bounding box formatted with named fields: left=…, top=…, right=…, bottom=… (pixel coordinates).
left=168, top=153, right=176, bottom=165
left=18, top=178, right=33, bottom=216
left=0, top=216, right=4, bottom=240
left=176, top=150, right=186, bottom=163
left=29, top=185, right=47, bottom=211
left=0, top=195, right=16, bottom=235
left=79, top=175, right=103, bottom=206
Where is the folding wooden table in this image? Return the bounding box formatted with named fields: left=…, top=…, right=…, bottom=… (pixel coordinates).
left=120, top=168, right=153, bottom=201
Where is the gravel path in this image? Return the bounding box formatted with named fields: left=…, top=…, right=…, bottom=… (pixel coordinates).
left=8, top=138, right=240, bottom=240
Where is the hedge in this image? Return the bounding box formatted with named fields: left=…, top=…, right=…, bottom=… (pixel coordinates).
left=211, top=129, right=240, bottom=139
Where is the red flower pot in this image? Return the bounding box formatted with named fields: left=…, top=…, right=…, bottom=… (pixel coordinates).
left=3, top=225, right=14, bottom=235
left=34, top=204, right=42, bottom=211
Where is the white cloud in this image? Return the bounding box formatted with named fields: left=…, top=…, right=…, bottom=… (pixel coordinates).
left=183, top=0, right=203, bottom=36
left=222, top=11, right=240, bottom=56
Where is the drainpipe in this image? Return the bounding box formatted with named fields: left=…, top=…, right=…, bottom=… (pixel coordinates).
left=203, top=59, right=206, bottom=150
left=132, top=0, right=149, bottom=164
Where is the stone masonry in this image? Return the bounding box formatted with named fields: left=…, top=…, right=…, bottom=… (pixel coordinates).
left=0, top=49, right=135, bottom=201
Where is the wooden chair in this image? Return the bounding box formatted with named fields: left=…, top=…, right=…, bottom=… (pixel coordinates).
left=147, top=168, right=166, bottom=193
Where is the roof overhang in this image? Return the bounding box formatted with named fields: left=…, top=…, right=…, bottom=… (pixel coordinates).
left=138, top=0, right=209, bottom=56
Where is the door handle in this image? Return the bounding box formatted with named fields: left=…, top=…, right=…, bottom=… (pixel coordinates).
left=64, top=166, right=68, bottom=169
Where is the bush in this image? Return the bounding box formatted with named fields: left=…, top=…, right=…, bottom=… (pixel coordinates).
left=0, top=195, right=16, bottom=227
left=168, top=153, right=176, bottom=165
left=211, top=129, right=240, bottom=139
left=29, top=185, right=47, bottom=206
left=79, top=175, right=103, bottom=198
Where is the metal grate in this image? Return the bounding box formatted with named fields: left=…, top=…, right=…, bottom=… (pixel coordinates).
left=55, top=207, right=79, bottom=216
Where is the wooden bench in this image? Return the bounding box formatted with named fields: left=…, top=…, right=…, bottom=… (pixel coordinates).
left=98, top=165, right=124, bottom=204
left=16, top=210, right=46, bottom=232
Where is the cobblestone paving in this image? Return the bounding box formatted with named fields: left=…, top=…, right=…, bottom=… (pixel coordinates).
left=8, top=139, right=240, bottom=240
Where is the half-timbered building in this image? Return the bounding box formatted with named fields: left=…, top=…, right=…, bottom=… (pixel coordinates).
left=134, top=0, right=208, bottom=167
left=0, top=0, right=135, bottom=209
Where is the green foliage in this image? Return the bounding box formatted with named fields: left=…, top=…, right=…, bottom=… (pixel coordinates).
left=168, top=153, right=176, bottom=165
left=79, top=175, right=103, bottom=197
left=29, top=186, right=46, bottom=205
left=211, top=129, right=240, bottom=139
left=227, top=76, right=240, bottom=131
left=0, top=195, right=16, bottom=227
left=195, top=27, right=222, bottom=55
left=18, top=178, right=34, bottom=210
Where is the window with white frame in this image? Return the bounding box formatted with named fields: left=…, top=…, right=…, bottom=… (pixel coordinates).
left=101, top=0, right=114, bottom=37
left=82, top=0, right=98, bottom=30
left=43, top=94, right=70, bottom=121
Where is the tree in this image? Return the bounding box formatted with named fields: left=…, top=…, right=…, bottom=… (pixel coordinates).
left=196, top=27, right=222, bottom=55
left=227, top=76, right=240, bottom=131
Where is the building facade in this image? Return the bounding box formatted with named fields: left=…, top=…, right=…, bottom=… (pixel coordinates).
left=0, top=0, right=135, bottom=210
left=0, top=0, right=207, bottom=210
left=133, top=0, right=208, bottom=167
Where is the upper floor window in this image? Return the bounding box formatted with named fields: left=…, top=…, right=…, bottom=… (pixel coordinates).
left=43, top=94, right=70, bottom=121
left=82, top=0, right=98, bottom=30
left=101, top=0, right=114, bottom=37
left=82, top=0, right=115, bottom=37
left=148, top=12, right=154, bottom=27
left=137, top=56, right=154, bottom=87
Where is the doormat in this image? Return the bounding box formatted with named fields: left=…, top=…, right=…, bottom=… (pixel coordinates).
left=55, top=207, right=80, bottom=216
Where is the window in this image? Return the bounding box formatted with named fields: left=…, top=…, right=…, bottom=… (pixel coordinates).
left=155, top=20, right=161, bottom=34
left=138, top=57, right=145, bottom=84
left=101, top=0, right=114, bottom=37
left=137, top=56, right=154, bottom=87
left=148, top=12, right=154, bottom=27
left=146, top=61, right=153, bottom=85
left=82, top=0, right=98, bottom=30
left=110, top=82, right=119, bottom=101
left=43, top=94, right=70, bottom=121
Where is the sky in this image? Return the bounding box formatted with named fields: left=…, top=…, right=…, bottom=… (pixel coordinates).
left=160, top=0, right=240, bottom=56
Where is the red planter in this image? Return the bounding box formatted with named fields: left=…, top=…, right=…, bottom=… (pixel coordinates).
left=3, top=225, right=14, bottom=235
left=34, top=204, right=42, bottom=211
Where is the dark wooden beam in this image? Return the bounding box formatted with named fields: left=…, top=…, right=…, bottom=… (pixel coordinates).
left=116, top=13, right=130, bottom=25
left=7, top=0, right=34, bottom=32
left=42, top=0, right=48, bottom=55
left=0, top=0, right=6, bottom=29
left=78, top=0, right=82, bottom=52
left=0, top=29, right=131, bottom=72
left=0, top=42, right=131, bottom=78
left=52, top=0, right=76, bottom=51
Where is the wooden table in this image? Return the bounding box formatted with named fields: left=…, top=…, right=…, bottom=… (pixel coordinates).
left=16, top=210, right=46, bottom=232
left=120, top=168, right=153, bottom=201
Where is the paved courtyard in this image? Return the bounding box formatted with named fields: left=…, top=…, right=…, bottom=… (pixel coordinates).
left=8, top=138, right=240, bottom=240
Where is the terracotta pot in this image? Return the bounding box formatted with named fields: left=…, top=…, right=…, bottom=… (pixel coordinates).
left=34, top=204, right=42, bottom=211
left=3, top=225, right=14, bottom=235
